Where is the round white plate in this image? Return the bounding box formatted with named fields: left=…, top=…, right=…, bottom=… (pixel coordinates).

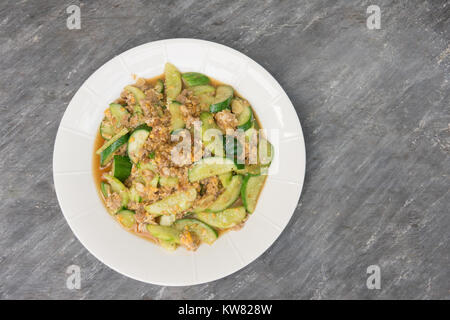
left=53, top=39, right=306, bottom=286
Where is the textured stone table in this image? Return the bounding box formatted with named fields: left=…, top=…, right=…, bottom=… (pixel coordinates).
left=0, top=0, right=448, bottom=299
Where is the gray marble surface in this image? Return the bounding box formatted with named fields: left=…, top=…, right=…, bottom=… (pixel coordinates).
left=0, top=0, right=449, bottom=299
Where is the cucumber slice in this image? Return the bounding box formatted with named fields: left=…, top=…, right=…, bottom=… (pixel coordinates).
left=137, top=161, right=159, bottom=188
left=144, top=187, right=197, bottom=216
left=200, top=111, right=219, bottom=133
left=224, top=135, right=244, bottom=162
left=116, top=209, right=136, bottom=228
left=127, top=125, right=152, bottom=164
left=103, top=174, right=130, bottom=209
left=159, top=214, right=176, bottom=226
left=191, top=85, right=216, bottom=111
left=188, top=157, right=236, bottom=182
left=124, top=85, right=145, bottom=114
left=100, top=182, right=111, bottom=198
left=202, top=128, right=225, bottom=157
left=224, top=135, right=245, bottom=171
left=159, top=176, right=179, bottom=188
left=235, top=164, right=262, bottom=176
left=182, top=72, right=210, bottom=87
left=208, top=175, right=243, bottom=212
left=110, top=103, right=130, bottom=127
left=173, top=218, right=218, bottom=245
left=231, top=98, right=246, bottom=114
left=96, top=128, right=130, bottom=166
left=210, top=85, right=233, bottom=113
left=100, top=118, right=115, bottom=140
left=129, top=185, right=141, bottom=203
left=146, top=225, right=181, bottom=243
left=258, top=137, right=274, bottom=166
left=191, top=85, right=215, bottom=96
left=99, top=134, right=129, bottom=167
left=195, top=207, right=246, bottom=229
left=200, top=112, right=223, bottom=154
left=245, top=127, right=258, bottom=142
left=241, top=175, right=266, bottom=213
left=164, top=63, right=182, bottom=100
left=168, top=101, right=185, bottom=131
left=218, top=172, right=232, bottom=187
left=236, top=106, right=253, bottom=131
left=112, top=155, right=132, bottom=182
left=96, top=128, right=129, bottom=154
left=154, top=79, right=164, bottom=94
left=150, top=174, right=159, bottom=188
left=198, top=94, right=215, bottom=111
left=138, top=160, right=157, bottom=172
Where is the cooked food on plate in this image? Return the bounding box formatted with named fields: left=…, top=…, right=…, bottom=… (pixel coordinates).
left=94, top=63, right=273, bottom=251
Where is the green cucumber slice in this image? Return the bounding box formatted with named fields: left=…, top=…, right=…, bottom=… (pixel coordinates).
left=110, top=103, right=130, bottom=127
left=173, top=218, right=218, bottom=245
left=100, top=134, right=129, bottom=167
left=200, top=112, right=223, bottom=154
left=96, top=128, right=129, bottom=154
left=200, top=111, right=219, bottom=133
left=129, top=185, right=141, bottom=203
left=258, top=137, right=274, bottom=166
left=127, top=125, right=152, bottom=164
left=164, top=63, right=182, bottom=100
left=116, top=209, right=136, bottom=228
left=208, top=175, right=243, bottom=212
left=218, top=172, right=232, bottom=187
left=112, top=155, right=132, bottom=182
left=182, top=72, right=210, bottom=87
left=195, top=207, right=246, bottom=229
left=137, top=161, right=159, bottom=188
left=159, top=214, right=176, bottom=226
left=191, top=85, right=216, bottom=111
left=210, top=85, right=233, bottom=113
left=188, top=157, right=236, bottom=182
left=231, top=98, right=246, bottom=114
left=168, top=101, right=185, bottom=131
left=100, top=118, right=115, bottom=139
left=144, top=187, right=197, bottom=216
left=202, top=128, right=225, bottom=156
left=154, top=79, right=164, bottom=94
left=124, top=85, right=145, bottom=114
left=159, top=176, right=179, bottom=188
left=146, top=225, right=181, bottom=243
left=245, top=127, right=258, bottom=142
left=237, top=106, right=253, bottom=131
left=191, top=85, right=215, bottom=96
left=138, top=160, right=157, bottom=172
left=150, top=174, right=159, bottom=188
left=224, top=135, right=244, bottom=162
left=97, top=128, right=130, bottom=166
left=235, top=164, right=263, bottom=176
left=103, top=174, right=130, bottom=209
left=198, top=94, right=215, bottom=111
left=241, top=175, right=266, bottom=213
left=100, top=182, right=111, bottom=198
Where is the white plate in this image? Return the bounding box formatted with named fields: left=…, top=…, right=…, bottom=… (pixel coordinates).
left=53, top=39, right=306, bottom=286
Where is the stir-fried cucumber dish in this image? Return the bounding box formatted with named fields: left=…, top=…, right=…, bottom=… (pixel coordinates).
left=95, top=63, right=274, bottom=251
